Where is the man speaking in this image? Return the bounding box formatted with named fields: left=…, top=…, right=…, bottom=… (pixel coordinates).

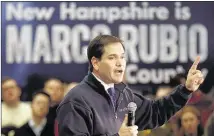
left=56, top=35, right=204, bottom=136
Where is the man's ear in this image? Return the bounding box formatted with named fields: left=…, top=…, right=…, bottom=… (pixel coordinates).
left=91, top=56, right=99, bottom=71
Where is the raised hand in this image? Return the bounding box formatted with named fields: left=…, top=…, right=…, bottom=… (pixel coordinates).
left=185, top=56, right=204, bottom=91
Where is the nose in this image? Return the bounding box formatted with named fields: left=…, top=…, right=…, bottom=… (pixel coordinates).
left=48, top=89, right=56, bottom=96
left=6, top=89, right=15, bottom=96
left=187, top=121, right=192, bottom=126
left=7, top=89, right=13, bottom=93
left=116, top=59, right=122, bottom=67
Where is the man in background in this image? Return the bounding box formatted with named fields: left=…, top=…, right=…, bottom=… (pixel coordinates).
left=44, top=78, right=64, bottom=136
left=15, top=91, right=54, bottom=136
left=44, top=78, right=64, bottom=124
left=2, top=77, right=32, bottom=135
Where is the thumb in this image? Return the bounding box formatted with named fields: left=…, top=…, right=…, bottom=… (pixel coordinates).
left=122, top=114, right=128, bottom=126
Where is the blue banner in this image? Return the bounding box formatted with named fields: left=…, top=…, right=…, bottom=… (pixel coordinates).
left=2, top=2, right=214, bottom=91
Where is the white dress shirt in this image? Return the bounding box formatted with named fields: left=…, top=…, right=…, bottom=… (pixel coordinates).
left=28, top=118, right=47, bottom=136
left=92, top=72, right=114, bottom=93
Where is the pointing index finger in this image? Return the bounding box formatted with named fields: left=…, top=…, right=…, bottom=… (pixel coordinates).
left=190, top=56, right=200, bottom=71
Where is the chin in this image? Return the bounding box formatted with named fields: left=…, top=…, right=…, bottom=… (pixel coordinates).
left=113, top=79, right=123, bottom=84
left=113, top=81, right=121, bottom=84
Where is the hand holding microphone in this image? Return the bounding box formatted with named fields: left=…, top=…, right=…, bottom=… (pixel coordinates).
left=119, top=102, right=138, bottom=136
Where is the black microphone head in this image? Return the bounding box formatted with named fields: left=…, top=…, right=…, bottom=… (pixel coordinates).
left=127, top=102, right=137, bottom=112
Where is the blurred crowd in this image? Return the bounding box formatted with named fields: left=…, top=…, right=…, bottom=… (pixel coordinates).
left=1, top=75, right=78, bottom=136
left=1, top=66, right=214, bottom=136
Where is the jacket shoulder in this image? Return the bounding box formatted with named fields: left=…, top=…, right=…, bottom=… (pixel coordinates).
left=58, top=82, right=93, bottom=111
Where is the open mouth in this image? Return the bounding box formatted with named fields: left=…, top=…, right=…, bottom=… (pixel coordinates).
left=115, top=70, right=123, bottom=74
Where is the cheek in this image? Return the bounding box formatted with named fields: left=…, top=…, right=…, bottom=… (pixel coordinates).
left=2, top=92, right=8, bottom=98
left=32, top=106, right=38, bottom=112
left=14, top=91, right=20, bottom=97
left=100, top=64, right=112, bottom=73
left=182, top=123, right=187, bottom=128
left=49, top=93, right=56, bottom=99
left=192, top=123, right=198, bottom=129
left=40, top=108, right=48, bottom=115
left=181, top=121, right=188, bottom=128
left=45, top=109, right=49, bottom=114
left=193, top=119, right=199, bottom=126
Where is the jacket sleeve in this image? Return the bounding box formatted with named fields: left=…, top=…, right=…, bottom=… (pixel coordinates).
left=134, top=84, right=192, bottom=130
left=56, top=101, right=93, bottom=136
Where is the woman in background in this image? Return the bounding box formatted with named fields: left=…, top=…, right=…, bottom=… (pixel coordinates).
left=178, top=105, right=204, bottom=136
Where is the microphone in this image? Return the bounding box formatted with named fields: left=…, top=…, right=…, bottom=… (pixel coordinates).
left=127, top=102, right=137, bottom=126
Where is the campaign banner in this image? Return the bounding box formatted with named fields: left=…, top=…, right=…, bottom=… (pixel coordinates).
left=2, top=2, right=214, bottom=92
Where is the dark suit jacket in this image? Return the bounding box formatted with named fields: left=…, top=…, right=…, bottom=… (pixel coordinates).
left=57, top=72, right=191, bottom=136
left=14, top=122, right=54, bottom=136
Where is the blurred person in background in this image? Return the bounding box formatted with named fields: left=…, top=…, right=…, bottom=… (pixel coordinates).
left=204, top=111, right=214, bottom=136
left=196, top=65, right=214, bottom=127
left=155, top=86, right=172, bottom=99
left=44, top=78, right=64, bottom=107
left=15, top=91, right=54, bottom=136
left=44, top=78, right=64, bottom=136
left=21, top=74, right=47, bottom=101
left=63, top=82, right=78, bottom=96
left=187, top=90, right=214, bottom=128
left=2, top=77, right=32, bottom=136
left=44, top=78, right=64, bottom=123
left=177, top=105, right=204, bottom=136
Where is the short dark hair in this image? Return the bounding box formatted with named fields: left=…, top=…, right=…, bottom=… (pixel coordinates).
left=32, top=90, right=51, bottom=104
left=87, top=35, right=125, bottom=72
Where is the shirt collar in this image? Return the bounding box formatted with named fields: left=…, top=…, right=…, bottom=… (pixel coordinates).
left=29, top=118, right=47, bottom=129
left=92, top=72, right=114, bottom=91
